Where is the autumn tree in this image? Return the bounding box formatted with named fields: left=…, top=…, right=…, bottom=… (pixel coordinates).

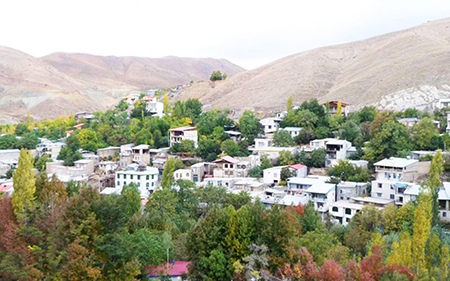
left=287, top=96, right=293, bottom=112
left=12, top=149, right=36, bottom=220
left=163, top=92, right=170, bottom=114
left=429, top=150, right=443, bottom=226
left=161, top=158, right=176, bottom=189
left=412, top=192, right=432, bottom=275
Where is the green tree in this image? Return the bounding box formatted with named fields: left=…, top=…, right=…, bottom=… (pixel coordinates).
left=0, top=134, right=18, bottom=149
left=12, top=149, right=36, bottom=220
left=273, top=130, right=294, bottom=147
left=411, top=118, right=439, bottom=150
left=364, top=120, right=411, bottom=162
left=277, top=150, right=294, bottom=166
left=116, top=99, right=129, bottom=111
left=163, top=92, right=170, bottom=114
left=221, top=139, right=244, bottom=157
left=238, top=110, right=263, bottom=144
left=120, top=183, right=141, bottom=218
left=161, top=158, right=175, bottom=189
left=34, top=154, right=52, bottom=172
left=14, top=123, right=30, bottom=136
left=311, top=148, right=326, bottom=168
left=429, top=150, right=443, bottom=226
left=196, top=138, right=221, bottom=161
left=210, top=70, right=224, bottom=81
left=287, top=96, right=293, bottom=112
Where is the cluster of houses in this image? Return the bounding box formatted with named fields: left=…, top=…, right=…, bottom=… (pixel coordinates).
left=2, top=99, right=450, bottom=229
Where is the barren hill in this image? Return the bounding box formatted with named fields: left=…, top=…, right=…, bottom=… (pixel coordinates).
left=0, top=47, right=244, bottom=123
left=177, top=18, right=450, bottom=113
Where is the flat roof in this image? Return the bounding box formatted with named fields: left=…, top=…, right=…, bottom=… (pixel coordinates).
left=283, top=127, right=303, bottom=131
left=133, top=144, right=150, bottom=150
left=331, top=200, right=364, bottom=209
left=169, top=126, right=197, bottom=132
left=326, top=139, right=350, bottom=145
left=352, top=196, right=394, bottom=205
left=264, top=188, right=285, bottom=194
left=304, top=183, right=335, bottom=194
left=374, top=157, right=418, bottom=168
left=288, top=176, right=329, bottom=185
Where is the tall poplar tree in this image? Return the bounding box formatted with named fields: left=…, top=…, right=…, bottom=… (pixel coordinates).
left=412, top=192, right=432, bottom=274
left=161, top=158, right=175, bottom=189
left=12, top=149, right=36, bottom=220
left=163, top=92, right=170, bottom=114
left=429, top=149, right=443, bottom=226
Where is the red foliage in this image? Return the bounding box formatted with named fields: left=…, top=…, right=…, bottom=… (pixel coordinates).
left=319, top=260, right=345, bottom=281
left=287, top=203, right=305, bottom=217
left=383, top=263, right=416, bottom=280
left=361, top=245, right=384, bottom=281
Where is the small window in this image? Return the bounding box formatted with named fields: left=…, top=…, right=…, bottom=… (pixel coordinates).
left=390, top=194, right=395, bottom=200
left=146, top=175, right=149, bottom=180
left=137, top=182, right=140, bottom=187
left=131, top=175, right=134, bottom=180
left=152, top=175, right=155, bottom=180
left=138, top=175, right=141, bottom=180
left=345, top=208, right=351, bottom=215
left=378, top=183, right=382, bottom=188
left=346, top=218, right=350, bottom=222
left=332, top=206, right=338, bottom=212
left=117, top=181, right=120, bottom=186
left=443, top=212, right=447, bottom=218
left=152, top=182, right=154, bottom=186
left=377, top=193, right=382, bottom=198
left=124, top=181, right=127, bottom=186
left=117, top=174, right=121, bottom=179
left=146, top=182, right=149, bottom=188
left=124, top=174, right=127, bottom=179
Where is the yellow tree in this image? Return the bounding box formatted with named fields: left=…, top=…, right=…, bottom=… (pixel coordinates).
left=336, top=101, right=343, bottom=116
left=12, top=149, right=36, bottom=221
left=163, top=92, right=170, bottom=114
left=441, top=244, right=450, bottom=278
left=429, top=150, right=443, bottom=226
left=412, top=191, right=432, bottom=274
left=386, top=240, right=401, bottom=265
left=287, top=96, right=293, bottom=112
left=398, top=232, right=413, bottom=268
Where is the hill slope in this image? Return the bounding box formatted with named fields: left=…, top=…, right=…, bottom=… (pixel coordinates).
left=0, top=48, right=244, bottom=123
left=177, top=18, right=450, bottom=113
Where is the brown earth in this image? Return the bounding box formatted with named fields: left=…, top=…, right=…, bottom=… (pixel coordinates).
left=176, top=18, right=450, bottom=114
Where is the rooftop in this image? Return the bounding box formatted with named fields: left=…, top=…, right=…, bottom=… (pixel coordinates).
left=282, top=127, right=303, bottom=131
left=304, top=183, right=335, bottom=194
left=289, top=163, right=307, bottom=170
left=169, top=126, right=197, bottom=132
left=213, top=156, right=240, bottom=164
left=352, top=196, right=394, bottom=205
left=374, top=157, right=418, bottom=168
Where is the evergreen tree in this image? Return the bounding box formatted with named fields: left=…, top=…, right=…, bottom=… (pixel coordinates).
left=12, top=149, right=36, bottom=221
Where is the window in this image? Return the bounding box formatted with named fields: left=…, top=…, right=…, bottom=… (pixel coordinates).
left=443, top=212, right=447, bottom=218
left=346, top=218, right=350, bottom=222
left=131, top=175, right=133, bottom=180
left=146, top=182, right=149, bottom=188
left=332, top=206, right=338, bottom=212
left=390, top=194, right=395, bottom=200
left=152, top=182, right=154, bottom=186
left=345, top=208, right=351, bottom=215
left=124, top=181, right=127, bottom=186
left=224, top=164, right=228, bottom=168
left=138, top=175, right=141, bottom=180
left=137, top=182, right=140, bottom=187
left=377, top=193, right=382, bottom=198
left=152, top=175, right=155, bottom=180
left=117, top=181, right=120, bottom=186
left=146, top=175, right=149, bottom=180
left=124, top=174, right=127, bottom=179
left=390, top=185, right=394, bottom=190
left=117, top=174, right=121, bottom=179
left=378, top=183, right=382, bottom=188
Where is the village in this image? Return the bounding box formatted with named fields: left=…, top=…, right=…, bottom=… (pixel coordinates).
left=2, top=94, right=450, bottom=229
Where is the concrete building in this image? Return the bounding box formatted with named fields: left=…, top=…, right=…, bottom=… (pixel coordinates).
left=36, top=142, right=65, bottom=159
left=281, top=127, right=303, bottom=138
left=212, top=156, right=249, bottom=178
left=115, top=163, right=159, bottom=198
left=325, top=139, right=353, bottom=167
left=260, top=118, right=282, bottom=134
left=324, top=101, right=350, bottom=116
left=169, top=126, right=198, bottom=147
left=132, top=145, right=151, bottom=165
left=373, top=157, right=421, bottom=182
left=336, top=181, right=369, bottom=201
left=303, top=182, right=336, bottom=218
left=97, top=146, right=120, bottom=160
left=263, top=164, right=307, bottom=185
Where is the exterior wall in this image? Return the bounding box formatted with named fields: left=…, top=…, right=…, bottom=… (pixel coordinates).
left=97, top=147, right=120, bottom=159
left=371, top=180, right=396, bottom=200
left=375, top=162, right=420, bottom=182
left=170, top=130, right=198, bottom=147
left=146, top=102, right=164, bottom=118
left=263, top=167, right=284, bottom=184
left=203, top=177, right=235, bottom=188
left=329, top=203, right=361, bottom=226
left=115, top=168, right=159, bottom=197
left=174, top=169, right=192, bottom=181
left=337, top=183, right=368, bottom=201
left=260, top=119, right=280, bottom=134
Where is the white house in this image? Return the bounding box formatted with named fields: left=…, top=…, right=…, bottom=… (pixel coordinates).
left=303, top=182, right=336, bottom=218
left=263, top=164, right=307, bottom=184
left=173, top=169, right=192, bottom=182
left=373, top=157, right=420, bottom=182
left=169, top=126, right=198, bottom=147
left=281, top=127, right=303, bottom=138
left=286, top=176, right=329, bottom=196
left=260, top=118, right=282, bottom=134
left=336, top=181, right=369, bottom=201
left=115, top=163, right=159, bottom=198
left=325, top=139, right=352, bottom=167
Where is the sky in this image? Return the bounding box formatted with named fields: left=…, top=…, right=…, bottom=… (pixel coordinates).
left=0, top=0, right=449, bottom=70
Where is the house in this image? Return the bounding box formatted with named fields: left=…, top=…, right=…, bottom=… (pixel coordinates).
left=330, top=196, right=394, bottom=226
left=115, top=163, right=159, bottom=198
left=336, top=181, right=369, bottom=201
left=323, top=101, right=350, bottom=116
left=0, top=149, right=21, bottom=171
left=398, top=117, right=420, bottom=129
left=169, top=126, right=198, bottom=147
left=224, top=131, right=242, bottom=142
left=438, top=99, right=450, bottom=110
left=132, top=145, right=151, bottom=165
left=203, top=177, right=236, bottom=189
left=411, top=151, right=437, bottom=160
left=373, top=157, right=421, bottom=182
left=36, top=142, right=65, bottom=159
left=141, top=96, right=164, bottom=118
left=147, top=261, right=190, bottom=280
left=263, top=164, right=307, bottom=184
left=124, top=93, right=140, bottom=105
left=281, top=127, right=303, bottom=138
left=325, top=139, right=352, bottom=167
left=251, top=138, right=297, bottom=161
left=97, top=146, right=120, bottom=160
left=286, top=176, right=329, bottom=196
left=276, top=111, right=288, bottom=119
left=303, top=182, right=336, bottom=218
left=260, top=117, right=282, bottom=134
left=119, top=144, right=134, bottom=167
left=173, top=169, right=192, bottom=182
left=46, top=159, right=95, bottom=183
left=212, top=156, right=249, bottom=178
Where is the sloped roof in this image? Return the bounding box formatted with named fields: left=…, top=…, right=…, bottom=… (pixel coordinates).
left=212, top=156, right=240, bottom=164
left=169, top=126, right=197, bottom=132
left=289, top=164, right=307, bottom=170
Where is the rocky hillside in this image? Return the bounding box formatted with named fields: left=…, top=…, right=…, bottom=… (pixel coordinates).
left=0, top=47, right=244, bottom=123
left=176, top=18, right=450, bottom=113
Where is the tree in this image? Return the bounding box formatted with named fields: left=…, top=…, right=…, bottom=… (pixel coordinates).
left=412, top=192, right=432, bottom=274
left=14, top=123, right=30, bottom=136
left=12, top=149, right=36, bottom=220
left=429, top=150, right=443, bottom=226
left=197, top=138, right=221, bottom=161
left=273, top=130, right=294, bottom=147
left=161, top=158, right=175, bottom=189
left=197, top=249, right=233, bottom=281
left=364, top=120, right=411, bottom=162
left=411, top=118, right=439, bottom=150
left=311, top=148, right=326, bottom=168
left=163, top=92, right=170, bottom=114
left=15, top=132, right=39, bottom=149
left=0, top=134, right=18, bottom=149
left=277, top=150, right=294, bottom=166
left=221, top=139, right=244, bottom=157
left=238, top=110, right=263, bottom=144
left=116, top=99, right=129, bottom=111
left=336, top=101, right=342, bottom=116
left=327, top=160, right=370, bottom=182
left=34, top=154, right=52, bottom=172
left=210, top=70, right=225, bottom=81
left=287, top=96, right=293, bottom=112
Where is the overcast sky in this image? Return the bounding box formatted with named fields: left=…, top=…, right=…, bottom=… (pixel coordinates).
left=0, top=0, right=449, bottom=69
